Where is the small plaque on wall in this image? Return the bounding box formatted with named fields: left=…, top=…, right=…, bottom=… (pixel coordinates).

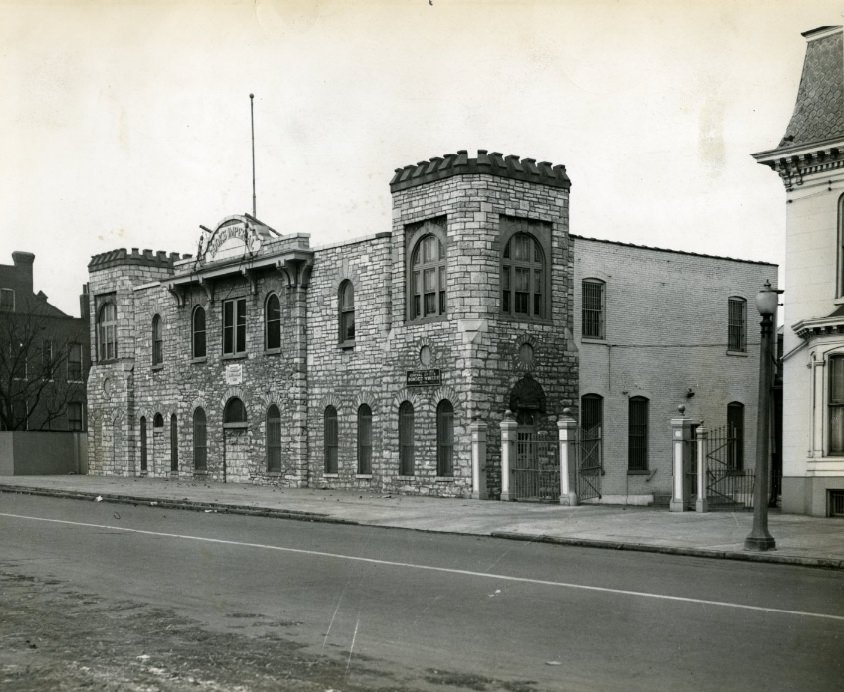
left=407, top=369, right=441, bottom=387
left=225, top=363, right=243, bottom=385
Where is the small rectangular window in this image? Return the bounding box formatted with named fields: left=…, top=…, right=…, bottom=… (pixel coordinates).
left=0, top=288, right=14, bottom=312
left=67, top=343, right=83, bottom=381
left=728, top=298, right=747, bottom=352
left=67, top=402, right=84, bottom=431
left=582, top=280, right=605, bottom=339
left=41, top=340, right=53, bottom=380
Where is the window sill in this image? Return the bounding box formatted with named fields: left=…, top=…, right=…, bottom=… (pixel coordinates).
left=406, top=315, right=447, bottom=326
left=627, top=470, right=650, bottom=476
left=435, top=476, right=454, bottom=482
left=223, top=422, right=248, bottom=430
left=500, top=313, right=553, bottom=325
left=222, top=353, right=247, bottom=361
left=191, top=357, right=207, bottom=364
left=339, top=340, right=355, bottom=350
left=264, top=348, right=281, bottom=356
left=323, top=473, right=339, bottom=478
left=356, top=474, right=372, bottom=479
left=581, top=336, right=607, bottom=344
left=67, top=379, right=84, bottom=384
left=397, top=474, right=416, bottom=480
left=151, top=364, right=163, bottom=371
left=726, top=350, right=748, bottom=357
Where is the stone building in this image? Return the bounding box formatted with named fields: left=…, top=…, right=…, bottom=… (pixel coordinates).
left=86, top=150, right=774, bottom=503
left=0, top=251, right=90, bottom=432
left=754, top=25, right=844, bottom=516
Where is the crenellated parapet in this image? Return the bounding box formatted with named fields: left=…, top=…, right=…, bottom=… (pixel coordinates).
left=88, top=248, right=192, bottom=272
left=389, top=149, right=571, bottom=192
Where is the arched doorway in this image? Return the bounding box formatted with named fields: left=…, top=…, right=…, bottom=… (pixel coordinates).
left=507, top=376, right=557, bottom=501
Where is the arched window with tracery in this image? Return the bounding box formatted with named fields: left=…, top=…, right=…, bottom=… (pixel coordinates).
left=408, top=222, right=447, bottom=320
left=502, top=232, right=545, bottom=318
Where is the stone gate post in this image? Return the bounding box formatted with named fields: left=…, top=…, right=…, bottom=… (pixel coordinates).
left=499, top=411, right=517, bottom=501
left=470, top=420, right=488, bottom=500
left=669, top=407, right=697, bottom=512
left=695, top=426, right=709, bottom=513
left=557, top=411, right=578, bottom=506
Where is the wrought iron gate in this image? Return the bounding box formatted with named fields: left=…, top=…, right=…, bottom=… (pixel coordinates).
left=578, top=421, right=603, bottom=502
left=688, top=425, right=755, bottom=510
left=512, top=429, right=559, bottom=502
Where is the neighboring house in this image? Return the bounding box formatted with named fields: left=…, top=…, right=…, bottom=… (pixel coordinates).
left=0, top=251, right=90, bottom=433
left=86, top=150, right=774, bottom=504
left=754, top=25, right=844, bottom=517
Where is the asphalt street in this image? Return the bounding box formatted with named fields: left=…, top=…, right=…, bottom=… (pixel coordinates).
left=2, top=493, right=843, bottom=691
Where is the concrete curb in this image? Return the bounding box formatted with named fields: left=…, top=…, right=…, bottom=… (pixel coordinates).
left=4, top=484, right=842, bottom=570
left=490, top=531, right=844, bottom=571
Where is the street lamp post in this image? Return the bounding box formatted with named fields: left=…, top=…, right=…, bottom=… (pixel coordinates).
left=745, top=280, right=778, bottom=551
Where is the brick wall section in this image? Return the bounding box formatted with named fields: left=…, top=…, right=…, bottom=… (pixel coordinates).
left=573, top=236, right=777, bottom=500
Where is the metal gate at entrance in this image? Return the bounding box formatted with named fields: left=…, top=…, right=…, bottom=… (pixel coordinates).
left=511, top=428, right=560, bottom=502
left=577, top=412, right=603, bottom=502
left=687, top=425, right=755, bottom=511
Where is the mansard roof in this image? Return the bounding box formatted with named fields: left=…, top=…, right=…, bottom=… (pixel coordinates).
left=756, top=26, right=844, bottom=160
left=389, top=150, right=571, bottom=192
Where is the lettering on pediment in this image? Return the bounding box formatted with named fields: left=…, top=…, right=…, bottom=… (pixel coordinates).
left=201, top=217, right=263, bottom=264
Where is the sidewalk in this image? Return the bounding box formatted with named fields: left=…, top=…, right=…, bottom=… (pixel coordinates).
left=1, top=475, right=843, bottom=569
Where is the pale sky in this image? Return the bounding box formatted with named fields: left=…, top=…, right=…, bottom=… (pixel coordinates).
left=0, top=0, right=839, bottom=316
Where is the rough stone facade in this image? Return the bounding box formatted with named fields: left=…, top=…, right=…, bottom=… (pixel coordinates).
left=86, top=149, right=772, bottom=504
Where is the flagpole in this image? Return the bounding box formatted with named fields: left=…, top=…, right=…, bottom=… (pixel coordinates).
left=250, top=93, right=256, bottom=218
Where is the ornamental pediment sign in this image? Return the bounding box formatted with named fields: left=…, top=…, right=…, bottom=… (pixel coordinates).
left=198, top=216, right=263, bottom=265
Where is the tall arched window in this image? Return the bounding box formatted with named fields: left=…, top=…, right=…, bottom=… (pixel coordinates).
left=339, top=281, right=355, bottom=345
left=409, top=231, right=446, bottom=320
left=153, top=412, right=164, bottom=429
left=628, top=397, right=649, bottom=472
left=399, top=401, right=415, bottom=475
left=97, top=302, right=117, bottom=361
left=139, top=416, right=148, bottom=473
left=436, top=400, right=454, bottom=477
left=265, top=294, right=281, bottom=351
left=152, top=315, right=163, bottom=366
left=727, top=402, right=744, bottom=471
left=192, top=306, right=206, bottom=359
left=324, top=406, right=338, bottom=474
left=357, top=404, right=372, bottom=474
left=193, top=408, right=206, bottom=471
left=170, top=413, right=178, bottom=472
left=267, top=405, right=281, bottom=472
left=502, top=232, right=545, bottom=318
left=223, top=398, right=247, bottom=428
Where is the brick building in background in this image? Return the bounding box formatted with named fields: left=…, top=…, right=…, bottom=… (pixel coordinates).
left=86, top=151, right=774, bottom=504
left=754, top=25, right=844, bottom=517
left=0, top=251, right=89, bottom=434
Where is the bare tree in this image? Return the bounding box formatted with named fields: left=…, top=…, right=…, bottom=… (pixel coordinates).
left=0, top=302, right=87, bottom=431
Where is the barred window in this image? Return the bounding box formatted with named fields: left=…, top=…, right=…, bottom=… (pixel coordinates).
left=265, top=294, right=281, bottom=351
left=436, top=400, right=454, bottom=476
left=192, top=306, right=206, bottom=359
left=727, top=402, right=744, bottom=471
left=628, top=397, right=649, bottom=472
left=170, top=413, right=178, bottom=472
left=324, top=406, right=338, bottom=474
left=339, top=281, right=355, bottom=344
left=830, top=356, right=844, bottom=455
left=193, top=408, right=207, bottom=471
left=97, top=302, right=117, bottom=361
left=728, top=297, right=747, bottom=352
left=502, top=233, right=545, bottom=318
left=152, top=315, right=163, bottom=366
left=399, top=401, right=415, bottom=475
left=582, top=279, right=605, bottom=339
left=267, top=405, right=281, bottom=472
left=357, top=404, right=372, bottom=474
left=223, top=298, right=247, bottom=356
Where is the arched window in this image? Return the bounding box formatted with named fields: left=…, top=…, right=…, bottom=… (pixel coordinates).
left=728, top=297, right=747, bottom=352
left=139, top=416, right=148, bottom=472
left=727, top=402, right=744, bottom=471
left=97, top=302, right=117, bottom=361
left=324, top=406, right=338, bottom=474
left=265, top=294, right=281, bottom=351
left=153, top=412, right=164, bottom=429
left=502, top=232, right=545, bottom=318
left=409, top=230, right=446, bottom=320
left=582, top=279, right=605, bottom=339
left=436, top=400, right=454, bottom=477
left=223, top=398, right=247, bottom=428
left=170, top=413, right=178, bottom=472
left=339, top=281, right=355, bottom=345
left=581, top=394, right=603, bottom=471
left=192, top=306, right=206, bottom=359
left=267, top=405, right=281, bottom=472
left=193, top=408, right=206, bottom=471
left=628, top=397, right=649, bottom=472
left=399, top=401, right=415, bottom=475
left=152, top=314, right=163, bottom=366
left=357, top=404, right=372, bottom=474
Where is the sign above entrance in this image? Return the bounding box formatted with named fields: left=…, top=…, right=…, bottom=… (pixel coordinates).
left=407, top=369, right=441, bottom=387
left=199, top=216, right=263, bottom=265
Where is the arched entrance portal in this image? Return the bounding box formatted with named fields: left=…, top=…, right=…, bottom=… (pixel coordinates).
left=507, top=376, right=559, bottom=501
